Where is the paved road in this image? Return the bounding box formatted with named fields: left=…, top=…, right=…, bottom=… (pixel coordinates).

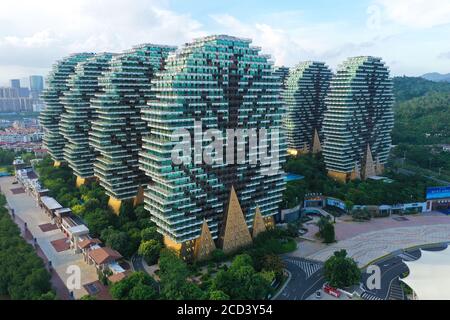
left=360, top=243, right=448, bottom=300
left=131, top=255, right=146, bottom=273
left=278, top=243, right=449, bottom=301
left=276, top=256, right=325, bottom=300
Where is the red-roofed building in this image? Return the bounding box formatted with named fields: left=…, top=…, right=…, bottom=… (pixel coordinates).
left=88, top=247, right=123, bottom=271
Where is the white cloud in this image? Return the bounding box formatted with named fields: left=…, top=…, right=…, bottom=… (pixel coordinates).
left=210, top=14, right=381, bottom=71
left=438, top=51, right=450, bottom=59
left=210, top=14, right=316, bottom=67
left=0, top=0, right=205, bottom=84
left=1, top=30, right=56, bottom=48
left=375, top=0, right=450, bottom=28
left=1, top=0, right=450, bottom=84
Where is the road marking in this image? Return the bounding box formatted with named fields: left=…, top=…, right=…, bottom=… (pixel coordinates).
left=387, top=279, right=405, bottom=300
left=287, top=259, right=323, bottom=279
left=301, top=275, right=325, bottom=300
left=398, top=253, right=417, bottom=261
left=361, top=292, right=383, bottom=301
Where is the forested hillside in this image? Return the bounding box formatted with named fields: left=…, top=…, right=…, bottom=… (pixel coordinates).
left=392, top=77, right=450, bottom=145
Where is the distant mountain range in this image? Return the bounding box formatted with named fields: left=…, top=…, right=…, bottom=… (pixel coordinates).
left=421, top=72, right=450, bottom=82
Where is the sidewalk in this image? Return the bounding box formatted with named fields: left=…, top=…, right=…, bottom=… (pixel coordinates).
left=12, top=213, right=71, bottom=300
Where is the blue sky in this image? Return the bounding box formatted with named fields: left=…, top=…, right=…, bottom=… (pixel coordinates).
left=1, top=0, right=450, bottom=85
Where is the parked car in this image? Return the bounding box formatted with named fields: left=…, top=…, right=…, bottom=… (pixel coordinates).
left=315, top=290, right=322, bottom=299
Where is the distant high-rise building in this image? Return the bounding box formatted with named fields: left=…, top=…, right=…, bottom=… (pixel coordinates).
left=322, top=56, right=394, bottom=183
left=0, top=87, right=33, bottom=112
left=89, top=44, right=176, bottom=213
left=283, top=61, right=332, bottom=154
left=19, top=87, right=30, bottom=98
left=139, top=35, right=286, bottom=259
left=10, top=79, right=20, bottom=90
left=9, top=79, right=29, bottom=98
left=59, top=53, right=115, bottom=186
left=39, top=53, right=95, bottom=165
left=29, top=75, right=44, bottom=99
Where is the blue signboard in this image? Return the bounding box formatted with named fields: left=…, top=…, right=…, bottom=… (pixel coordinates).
left=326, top=198, right=346, bottom=210
left=426, top=186, right=450, bottom=200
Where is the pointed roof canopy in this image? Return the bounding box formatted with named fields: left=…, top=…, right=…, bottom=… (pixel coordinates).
left=220, top=186, right=253, bottom=254
left=194, top=220, right=216, bottom=261
left=311, top=128, right=322, bottom=154
left=401, top=247, right=450, bottom=300
left=252, top=206, right=267, bottom=239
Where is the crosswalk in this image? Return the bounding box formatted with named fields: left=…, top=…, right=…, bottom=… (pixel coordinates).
left=361, top=291, right=383, bottom=301
left=388, top=280, right=405, bottom=300
left=286, top=258, right=323, bottom=279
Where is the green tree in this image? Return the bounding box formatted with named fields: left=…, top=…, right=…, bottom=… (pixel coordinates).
left=324, top=250, right=361, bottom=288
left=37, top=291, right=56, bottom=300
left=84, top=209, right=113, bottom=238
left=209, top=290, right=230, bottom=300
left=141, top=226, right=162, bottom=243
left=71, top=204, right=86, bottom=216
left=159, top=249, right=203, bottom=300
left=0, top=202, right=53, bottom=300
left=110, top=272, right=158, bottom=300
left=344, top=200, right=354, bottom=212
left=211, top=249, right=226, bottom=263
left=261, top=254, right=285, bottom=281
left=138, top=240, right=162, bottom=265
left=211, top=254, right=271, bottom=300
left=321, top=222, right=335, bottom=244
left=101, top=228, right=134, bottom=258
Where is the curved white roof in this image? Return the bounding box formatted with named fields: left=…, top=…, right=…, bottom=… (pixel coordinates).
left=400, top=247, right=450, bottom=300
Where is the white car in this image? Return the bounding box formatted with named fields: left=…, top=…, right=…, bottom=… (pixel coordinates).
left=315, top=290, right=322, bottom=299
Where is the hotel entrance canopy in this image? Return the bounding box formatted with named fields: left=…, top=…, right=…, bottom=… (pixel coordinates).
left=400, top=247, right=450, bottom=300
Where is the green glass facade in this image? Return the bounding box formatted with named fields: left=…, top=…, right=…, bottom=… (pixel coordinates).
left=283, top=61, right=332, bottom=151
left=322, top=56, right=394, bottom=175
left=273, top=66, right=290, bottom=89
left=139, top=35, right=286, bottom=244
left=40, top=53, right=95, bottom=162
left=59, top=53, right=115, bottom=179
left=89, top=44, right=176, bottom=201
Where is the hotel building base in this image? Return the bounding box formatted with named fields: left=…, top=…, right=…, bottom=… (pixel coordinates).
left=107, top=186, right=145, bottom=215
left=327, top=170, right=350, bottom=183
left=53, top=160, right=63, bottom=168
left=75, top=176, right=98, bottom=188
left=164, top=188, right=276, bottom=261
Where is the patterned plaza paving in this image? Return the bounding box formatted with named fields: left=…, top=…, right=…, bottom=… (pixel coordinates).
left=308, top=224, right=450, bottom=266
left=335, top=214, right=450, bottom=241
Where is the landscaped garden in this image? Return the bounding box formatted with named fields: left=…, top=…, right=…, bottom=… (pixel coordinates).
left=283, top=153, right=434, bottom=210
left=33, top=156, right=297, bottom=300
